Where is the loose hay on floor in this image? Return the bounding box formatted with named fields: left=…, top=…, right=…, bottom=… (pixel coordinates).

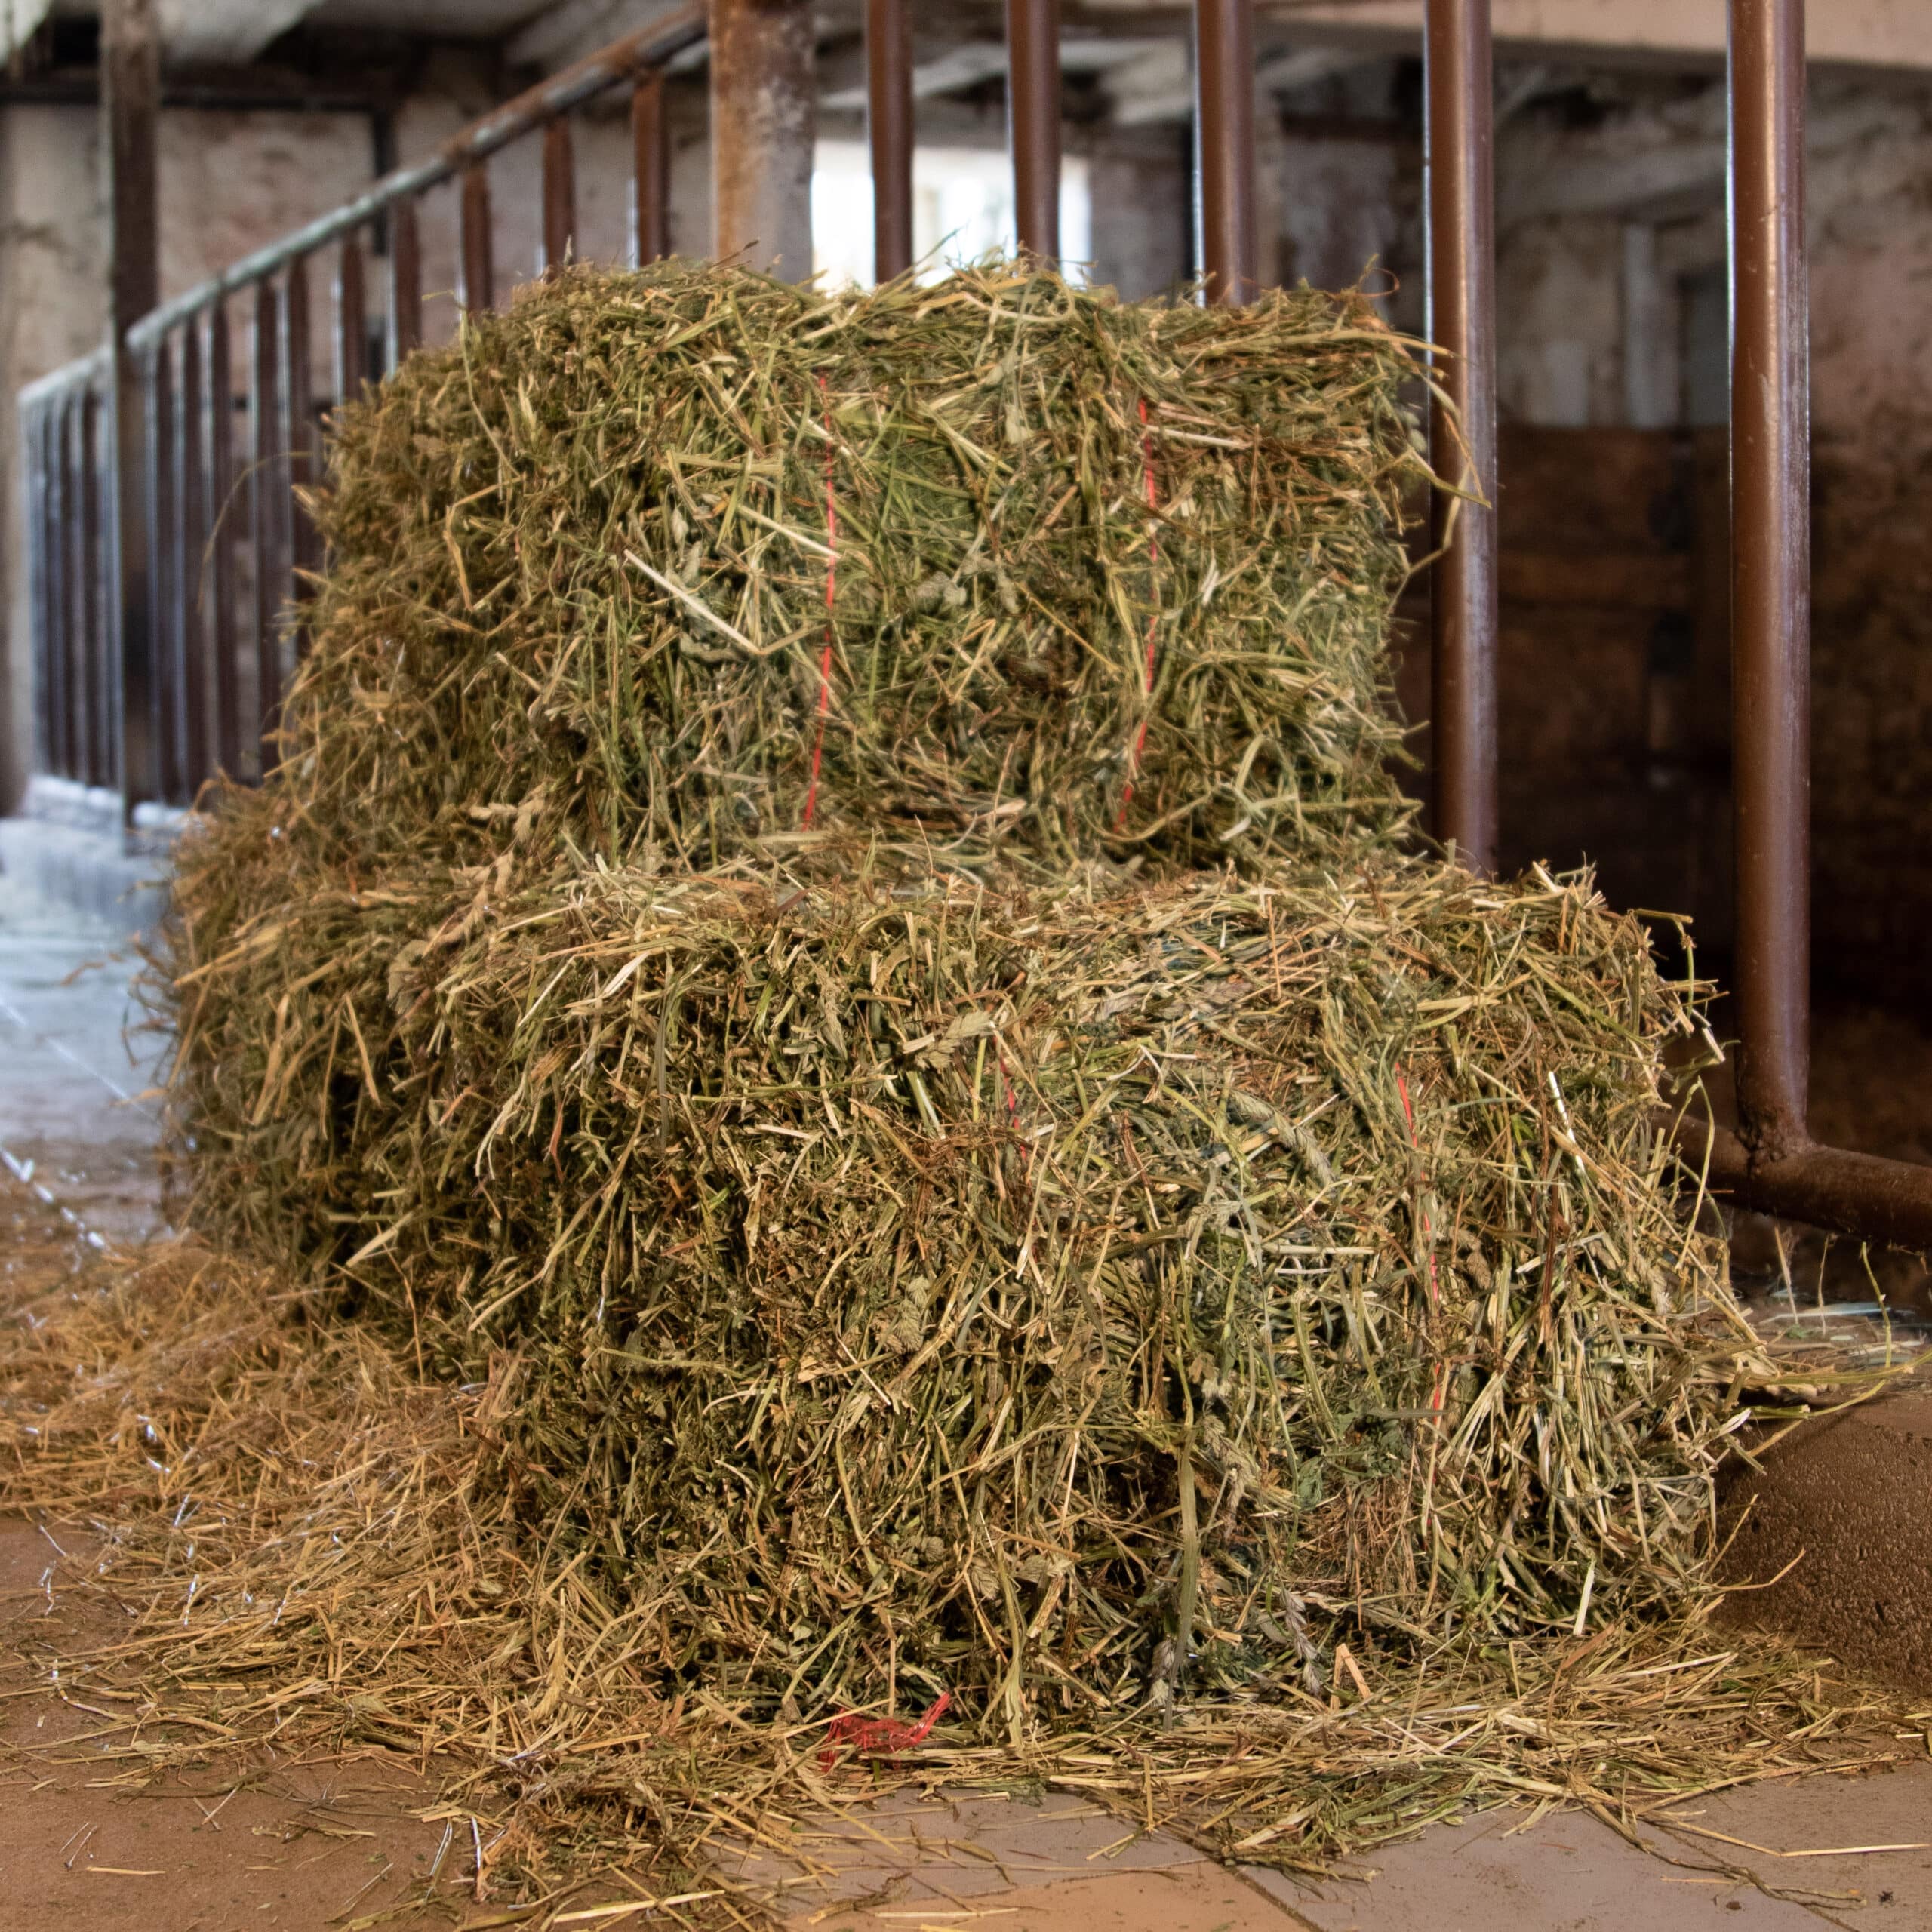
left=0, top=1204, right=1909, bottom=1921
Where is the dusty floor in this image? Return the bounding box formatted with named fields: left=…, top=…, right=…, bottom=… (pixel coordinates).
left=5, top=827, right=1932, bottom=1930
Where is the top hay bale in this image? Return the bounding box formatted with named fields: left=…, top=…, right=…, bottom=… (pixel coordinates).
left=291, top=261, right=1423, bottom=878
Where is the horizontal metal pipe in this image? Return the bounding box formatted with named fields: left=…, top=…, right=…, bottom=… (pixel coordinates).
left=1678, top=1117, right=1932, bottom=1254
left=19, top=346, right=110, bottom=410
left=127, top=3, right=706, bottom=350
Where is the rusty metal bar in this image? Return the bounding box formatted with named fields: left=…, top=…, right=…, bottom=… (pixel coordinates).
left=1424, top=0, right=1500, bottom=876
left=1195, top=0, right=1257, bottom=305
left=1684, top=1119, right=1932, bottom=1253
left=106, top=0, right=161, bottom=811
left=868, top=0, right=914, bottom=281
left=179, top=316, right=211, bottom=795
left=460, top=163, right=494, bottom=312
left=1007, top=0, right=1061, bottom=263
left=25, top=405, right=48, bottom=774
left=711, top=0, right=816, bottom=280
left=148, top=334, right=181, bottom=802
left=542, top=116, right=577, bottom=274
left=1729, top=0, right=1810, bottom=1164
left=207, top=302, right=242, bottom=779
left=126, top=4, right=706, bottom=352
left=631, top=69, right=669, bottom=264
left=337, top=229, right=368, bottom=402
left=389, top=197, right=422, bottom=366
left=1669, top=0, right=1932, bottom=1248
left=251, top=278, right=285, bottom=771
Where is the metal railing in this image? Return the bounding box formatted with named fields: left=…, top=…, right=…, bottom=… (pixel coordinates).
left=15, top=0, right=1930, bottom=1251
left=20, top=3, right=701, bottom=807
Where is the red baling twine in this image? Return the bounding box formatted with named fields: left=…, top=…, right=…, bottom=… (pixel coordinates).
left=818, top=1690, right=951, bottom=1767
left=1114, top=398, right=1161, bottom=831
left=801, top=373, right=838, bottom=829
left=1395, top=1063, right=1447, bottom=1417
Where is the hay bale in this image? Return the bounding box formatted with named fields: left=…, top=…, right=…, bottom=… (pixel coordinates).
left=168, top=840, right=1743, bottom=1730
left=286, top=260, right=1421, bottom=877
left=162, top=257, right=1754, bottom=1742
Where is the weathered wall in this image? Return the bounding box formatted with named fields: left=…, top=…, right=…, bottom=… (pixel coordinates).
left=0, top=103, right=106, bottom=811
left=1805, top=75, right=1932, bottom=1004
left=1488, top=69, right=1932, bottom=1003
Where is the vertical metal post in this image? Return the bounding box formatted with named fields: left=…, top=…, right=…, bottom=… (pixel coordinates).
left=60, top=398, right=86, bottom=782
left=1729, top=0, right=1811, bottom=1161
left=104, top=0, right=162, bottom=812
left=461, top=163, right=494, bottom=312
left=1194, top=0, right=1257, bottom=305
left=337, top=230, right=368, bottom=402
left=867, top=0, right=914, bottom=281
left=81, top=389, right=109, bottom=788
left=1006, top=0, right=1061, bottom=263
left=179, top=316, right=210, bottom=796
left=711, top=0, right=817, bottom=281
left=632, top=69, right=670, bottom=264
left=390, top=197, right=423, bottom=365
left=147, top=336, right=180, bottom=802
left=1424, top=0, right=1500, bottom=876
left=285, top=255, right=319, bottom=594
left=251, top=278, right=285, bottom=772
left=542, top=117, right=577, bottom=274
left=207, top=303, right=242, bottom=779
left=26, top=405, right=48, bottom=776
left=69, top=399, right=89, bottom=781
left=45, top=405, right=71, bottom=778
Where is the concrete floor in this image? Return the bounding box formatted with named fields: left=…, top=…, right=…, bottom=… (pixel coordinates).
left=4, top=820, right=1931, bottom=1931
left=0, top=819, right=168, bottom=1250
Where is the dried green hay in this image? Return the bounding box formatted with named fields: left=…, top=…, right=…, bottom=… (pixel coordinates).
left=285, top=259, right=1422, bottom=878
left=165, top=832, right=1777, bottom=1735
left=4, top=1098, right=1911, bottom=1923
left=109, top=252, right=1915, bottom=1917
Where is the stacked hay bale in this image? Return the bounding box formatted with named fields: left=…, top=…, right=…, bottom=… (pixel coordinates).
left=168, top=262, right=1743, bottom=1737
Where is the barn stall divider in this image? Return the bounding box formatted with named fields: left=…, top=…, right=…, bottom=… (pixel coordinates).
left=17, top=0, right=1929, bottom=1250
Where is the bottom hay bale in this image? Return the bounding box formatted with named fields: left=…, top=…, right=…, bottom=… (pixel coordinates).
left=168, top=846, right=1764, bottom=1734
left=1, top=1211, right=1904, bottom=1916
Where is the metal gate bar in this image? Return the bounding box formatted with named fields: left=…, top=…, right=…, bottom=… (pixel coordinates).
left=1426, top=0, right=1501, bottom=878
left=1007, top=0, right=1061, bottom=261
left=1689, top=0, right=1932, bottom=1248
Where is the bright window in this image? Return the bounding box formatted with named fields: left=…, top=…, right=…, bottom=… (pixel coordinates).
left=812, top=141, right=1092, bottom=288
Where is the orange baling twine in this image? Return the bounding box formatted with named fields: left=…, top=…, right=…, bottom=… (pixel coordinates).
left=819, top=1691, right=951, bottom=1767
left=1114, top=398, right=1161, bottom=831
left=801, top=373, right=838, bottom=829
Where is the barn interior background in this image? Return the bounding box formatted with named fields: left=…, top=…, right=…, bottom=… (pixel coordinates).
left=1, top=0, right=1928, bottom=1198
